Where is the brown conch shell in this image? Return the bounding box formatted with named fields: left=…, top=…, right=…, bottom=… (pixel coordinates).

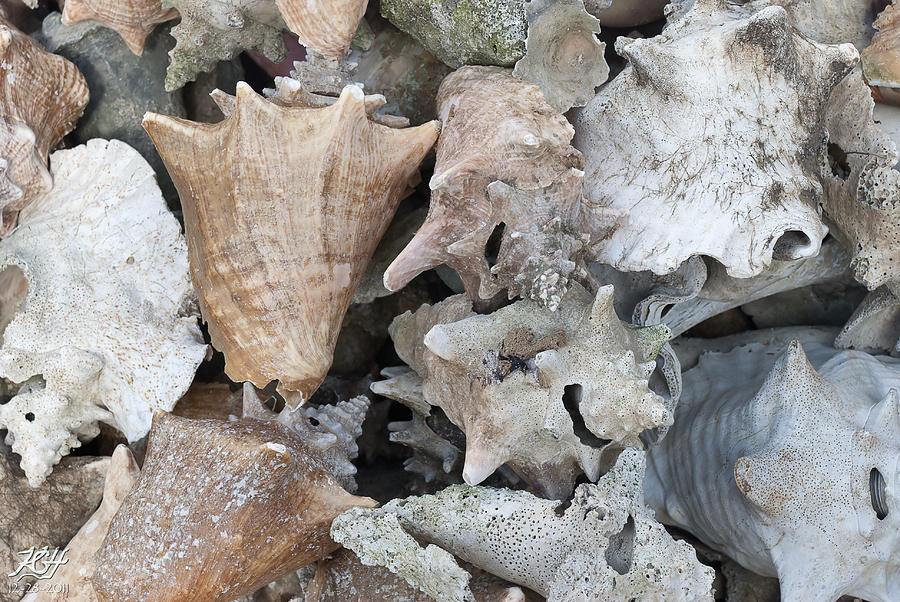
left=143, top=83, right=439, bottom=405
left=384, top=66, right=611, bottom=311
left=91, top=413, right=377, bottom=602
left=61, top=0, right=179, bottom=55
left=861, top=1, right=900, bottom=94
left=0, top=17, right=88, bottom=233
left=275, top=0, right=368, bottom=60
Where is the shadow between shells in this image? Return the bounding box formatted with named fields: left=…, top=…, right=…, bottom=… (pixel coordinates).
left=2, top=0, right=900, bottom=601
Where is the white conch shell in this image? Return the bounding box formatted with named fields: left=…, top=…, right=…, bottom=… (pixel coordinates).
left=0, top=139, right=206, bottom=486
left=332, top=450, right=714, bottom=601
left=574, top=2, right=858, bottom=278
left=835, top=286, right=900, bottom=356
left=512, top=0, right=609, bottom=113
left=645, top=341, right=900, bottom=601
left=377, top=283, right=672, bottom=499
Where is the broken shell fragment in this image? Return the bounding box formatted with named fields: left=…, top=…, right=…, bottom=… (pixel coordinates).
left=574, top=2, right=854, bottom=277
left=645, top=341, right=900, bottom=601
left=0, top=139, right=206, bottom=486
left=60, top=0, right=179, bottom=55
left=0, top=16, right=88, bottom=232
left=91, top=413, right=377, bottom=602
left=512, top=0, right=609, bottom=113
left=385, top=66, right=615, bottom=310
left=143, top=83, right=439, bottom=405
left=274, top=0, right=368, bottom=61
left=378, top=283, right=671, bottom=499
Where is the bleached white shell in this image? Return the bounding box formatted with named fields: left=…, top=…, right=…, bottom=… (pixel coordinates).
left=645, top=341, right=900, bottom=601
left=0, top=139, right=206, bottom=486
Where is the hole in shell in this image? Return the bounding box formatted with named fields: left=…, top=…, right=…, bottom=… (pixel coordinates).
left=24, top=412, right=33, bottom=422
left=0, top=265, right=27, bottom=344
left=827, top=142, right=850, bottom=180
left=562, top=384, right=612, bottom=449
left=772, top=230, right=813, bottom=261
left=871, top=467, right=888, bottom=520
left=484, top=222, right=506, bottom=269
left=605, top=515, right=635, bottom=574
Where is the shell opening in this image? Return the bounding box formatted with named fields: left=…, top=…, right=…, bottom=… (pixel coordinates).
left=772, top=230, right=814, bottom=261
left=870, top=467, right=889, bottom=520
left=485, top=222, right=506, bottom=269
left=604, top=515, right=635, bottom=575
left=562, top=384, right=611, bottom=449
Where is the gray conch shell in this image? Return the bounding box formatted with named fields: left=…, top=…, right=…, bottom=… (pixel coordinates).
left=385, top=66, right=622, bottom=311
left=645, top=341, right=900, bottom=601
left=374, top=283, right=671, bottom=500
left=574, top=1, right=858, bottom=278
left=512, top=0, right=609, bottom=113
left=160, top=0, right=286, bottom=90
left=0, top=139, right=206, bottom=486
left=332, top=450, right=715, bottom=601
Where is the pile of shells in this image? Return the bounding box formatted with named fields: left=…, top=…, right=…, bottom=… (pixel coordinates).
left=1, top=0, right=900, bottom=600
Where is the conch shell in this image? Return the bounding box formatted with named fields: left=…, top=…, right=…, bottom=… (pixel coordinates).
left=91, top=413, right=377, bottom=602
left=574, top=1, right=856, bottom=277
left=275, top=0, right=368, bottom=60
left=61, top=0, right=179, bottom=55
left=144, top=83, right=438, bottom=405
left=376, top=283, right=672, bottom=499
left=385, top=66, right=618, bottom=311
left=645, top=341, right=900, bottom=601
left=0, top=17, right=88, bottom=232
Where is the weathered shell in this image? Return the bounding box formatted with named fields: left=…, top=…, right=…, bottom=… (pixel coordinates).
left=376, top=283, right=671, bottom=499
left=143, top=83, right=439, bottom=405
left=380, top=0, right=526, bottom=68
left=274, top=0, right=367, bottom=60
left=821, top=68, right=900, bottom=291
left=862, top=1, right=900, bottom=90
left=512, top=0, right=609, bottom=113
left=160, top=0, right=286, bottom=90
left=835, top=286, right=900, bottom=355
left=333, top=450, right=714, bottom=601
left=385, top=66, right=619, bottom=311
left=574, top=1, right=857, bottom=278
left=60, top=0, right=178, bottom=55
left=645, top=341, right=900, bottom=601
left=0, top=16, right=88, bottom=232
left=23, top=445, right=140, bottom=602
left=0, top=139, right=206, bottom=486
left=91, top=413, right=377, bottom=602
left=0, top=453, right=107, bottom=602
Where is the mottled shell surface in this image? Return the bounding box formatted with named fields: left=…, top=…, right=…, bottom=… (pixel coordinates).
left=61, top=0, right=179, bottom=55
left=0, top=17, right=88, bottom=232
left=574, top=1, right=856, bottom=277
left=645, top=341, right=900, bottom=601
left=275, top=0, right=368, bottom=60
left=144, top=83, right=439, bottom=405
left=91, top=413, right=377, bottom=602
left=385, top=66, right=601, bottom=310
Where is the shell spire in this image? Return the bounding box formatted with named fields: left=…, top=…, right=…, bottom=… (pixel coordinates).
left=275, top=0, right=368, bottom=61
left=144, top=83, right=438, bottom=406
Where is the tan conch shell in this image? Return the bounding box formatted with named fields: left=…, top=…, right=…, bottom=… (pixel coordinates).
left=144, top=83, right=439, bottom=405
left=862, top=1, right=900, bottom=91
left=574, top=1, right=857, bottom=278
left=275, top=0, right=368, bottom=60
left=0, top=17, right=88, bottom=233
left=385, top=66, right=618, bottom=311
left=23, top=445, right=140, bottom=602
left=61, top=0, right=179, bottom=55
left=91, top=413, right=377, bottom=602
left=377, top=283, right=672, bottom=499
left=513, top=0, right=609, bottom=113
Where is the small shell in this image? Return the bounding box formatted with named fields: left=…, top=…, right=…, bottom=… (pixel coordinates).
left=91, top=413, right=377, bottom=602
left=0, top=17, right=88, bottom=232
left=645, top=341, right=900, bottom=601
left=274, top=0, right=368, bottom=61
left=385, top=66, right=606, bottom=310
left=143, top=83, right=439, bottom=405
left=574, top=2, right=854, bottom=277
left=513, top=0, right=609, bottom=113
left=23, top=445, right=140, bottom=602
left=160, top=0, right=286, bottom=90
left=378, top=283, right=671, bottom=499
left=0, top=139, right=206, bottom=486
left=61, top=0, right=179, bottom=55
